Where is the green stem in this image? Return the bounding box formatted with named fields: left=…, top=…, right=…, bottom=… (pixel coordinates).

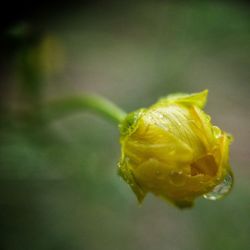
left=43, top=94, right=127, bottom=124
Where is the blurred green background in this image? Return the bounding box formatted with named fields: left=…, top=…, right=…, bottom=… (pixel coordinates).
left=1, top=1, right=250, bottom=250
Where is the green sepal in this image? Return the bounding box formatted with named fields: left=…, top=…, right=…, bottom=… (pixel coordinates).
left=119, top=109, right=145, bottom=137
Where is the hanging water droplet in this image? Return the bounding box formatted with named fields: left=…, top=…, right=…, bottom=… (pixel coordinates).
left=203, top=172, right=233, bottom=200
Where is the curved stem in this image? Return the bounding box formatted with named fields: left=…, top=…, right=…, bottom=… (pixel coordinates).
left=43, top=94, right=127, bottom=124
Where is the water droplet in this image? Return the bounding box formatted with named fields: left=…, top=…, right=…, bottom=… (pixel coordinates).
left=203, top=172, right=233, bottom=200
left=169, top=171, right=186, bottom=187
left=155, top=170, right=160, bottom=175
left=212, top=126, right=221, bottom=138
left=155, top=169, right=165, bottom=180
left=169, top=150, right=175, bottom=155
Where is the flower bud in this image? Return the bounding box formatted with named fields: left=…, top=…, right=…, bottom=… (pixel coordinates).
left=118, top=90, right=233, bottom=208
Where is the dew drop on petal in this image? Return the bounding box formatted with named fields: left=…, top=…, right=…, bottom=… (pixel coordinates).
left=169, top=171, right=186, bottom=187
left=155, top=169, right=165, bottom=180
left=155, top=170, right=161, bottom=176
left=203, top=172, right=233, bottom=200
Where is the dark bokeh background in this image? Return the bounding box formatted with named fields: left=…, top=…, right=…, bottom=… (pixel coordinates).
left=1, top=1, right=250, bottom=250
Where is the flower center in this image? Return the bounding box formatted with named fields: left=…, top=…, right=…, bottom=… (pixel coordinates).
left=190, top=154, right=218, bottom=176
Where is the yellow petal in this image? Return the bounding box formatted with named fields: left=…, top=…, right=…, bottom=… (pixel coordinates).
left=155, top=89, right=208, bottom=109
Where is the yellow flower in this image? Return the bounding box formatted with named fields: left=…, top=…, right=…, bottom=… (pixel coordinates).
left=118, top=90, right=233, bottom=208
